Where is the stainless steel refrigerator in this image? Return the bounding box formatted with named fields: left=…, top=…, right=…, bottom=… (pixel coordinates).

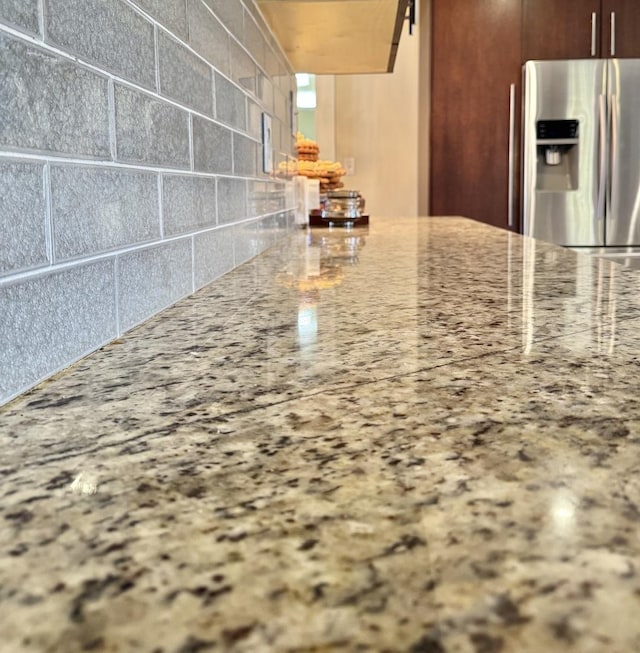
left=523, top=59, right=640, bottom=248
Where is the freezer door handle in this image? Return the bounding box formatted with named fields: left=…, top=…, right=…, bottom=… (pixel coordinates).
left=591, top=12, right=597, bottom=56
left=597, top=94, right=608, bottom=222
left=610, top=12, right=616, bottom=56
left=609, top=94, right=618, bottom=219
left=508, top=83, right=516, bottom=229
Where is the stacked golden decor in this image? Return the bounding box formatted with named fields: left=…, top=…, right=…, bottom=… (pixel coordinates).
left=292, top=133, right=347, bottom=192
left=295, top=160, right=346, bottom=192
left=276, top=134, right=347, bottom=192
left=296, top=133, right=319, bottom=162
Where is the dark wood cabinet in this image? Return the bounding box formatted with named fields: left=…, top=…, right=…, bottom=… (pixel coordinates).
left=522, top=0, right=600, bottom=60
left=601, top=0, right=640, bottom=58
left=523, top=0, right=640, bottom=61
left=430, top=0, right=522, bottom=231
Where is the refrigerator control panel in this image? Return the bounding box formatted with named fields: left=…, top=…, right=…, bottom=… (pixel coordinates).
left=536, top=119, right=579, bottom=140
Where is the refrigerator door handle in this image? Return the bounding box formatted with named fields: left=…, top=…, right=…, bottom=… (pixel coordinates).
left=597, top=94, right=608, bottom=222
left=508, top=83, right=516, bottom=229
left=609, top=94, right=618, bottom=219
left=591, top=12, right=597, bottom=56
left=610, top=12, right=616, bottom=56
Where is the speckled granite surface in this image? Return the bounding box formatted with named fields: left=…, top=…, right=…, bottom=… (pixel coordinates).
left=2, top=216, right=640, bottom=653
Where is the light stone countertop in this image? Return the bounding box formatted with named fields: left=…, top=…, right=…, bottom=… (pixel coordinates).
left=2, top=216, right=640, bottom=653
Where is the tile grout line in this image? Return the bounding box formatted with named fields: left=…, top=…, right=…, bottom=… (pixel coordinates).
left=157, top=174, right=165, bottom=239
left=114, top=256, right=121, bottom=336
left=189, top=113, right=195, bottom=172
left=107, top=79, right=117, bottom=162
left=0, top=150, right=268, bottom=180
left=153, top=24, right=160, bottom=93
left=43, top=162, right=54, bottom=265
left=37, top=0, right=45, bottom=40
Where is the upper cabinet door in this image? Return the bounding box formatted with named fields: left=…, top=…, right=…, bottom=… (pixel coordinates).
left=601, top=0, right=640, bottom=57
left=522, top=0, right=602, bottom=61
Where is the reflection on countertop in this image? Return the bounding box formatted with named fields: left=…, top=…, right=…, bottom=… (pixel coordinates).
left=2, top=217, right=640, bottom=653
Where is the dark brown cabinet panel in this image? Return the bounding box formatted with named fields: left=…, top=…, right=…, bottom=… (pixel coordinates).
left=522, top=0, right=601, bottom=61
left=523, top=0, right=640, bottom=61
left=430, top=0, right=521, bottom=231
left=601, top=0, right=640, bottom=57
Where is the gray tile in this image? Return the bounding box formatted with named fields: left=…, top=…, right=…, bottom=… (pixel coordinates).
left=276, top=209, right=295, bottom=231
left=45, top=0, right=155, bottom=90
left=0, top=160, right=47, bottom=277
left=129, top=0, right=187, bottom=40
left=246, top=100, right=262, bottom=140
left=0, top=0, right=39, bottom=34
left=264, top=46, right=279, bottom=79
left=233, top=220, right=259, bottom=266
left=117, top=239, right=193, bottom=332
left=114, top=84, right=190, bottom=168
left=187, top=0, right=229, bottom=75
left=271, top=119, right=281, bottom=156
left=255, top=213, right=276, bottom=252
left=158, top=30, right=213, bottom=116
left=230, top=39, right=256, bottom=94
left=0, top=260, right=117, bottom=404
left=192, top=116, right=233, bottom=174
left=203, top=0, right=243, bottom=40
left=51, top=165, right=159, bottom=261
left=274, top=88, right=287, bottom=125
left=248, top=180, right=285, bottom=217
left=243, top=10, right=265, bottom=64
left=193, top=225, right=235, bottom=289
left=217, top=177, right=246, bottom=224
left=233, top=133, right=258, bottom=176
left=242, top=0, right=267, bottom=36
left=0, top=33, right=110, bottom=158
left=215, top=73, right=246, bottom=131
left=162, top=174, right=217, bottom=236
left=257, top=73, right=274, bottom=113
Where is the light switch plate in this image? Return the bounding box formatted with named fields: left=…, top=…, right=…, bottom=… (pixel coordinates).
left=262, top=112, right=273, bottom=174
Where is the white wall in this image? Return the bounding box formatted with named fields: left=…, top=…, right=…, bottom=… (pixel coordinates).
left=315, top=15, right=420, bottom=218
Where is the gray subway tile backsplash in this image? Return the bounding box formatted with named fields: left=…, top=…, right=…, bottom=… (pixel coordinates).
left=194, top=225, right=235, bottom=290
left=45, top=0, right=156, bottom=90
left=243, top=11, right=266, bottom=64
left=0, top=33, right=111, bottom=158
left=192, top=116, right=233, bottom=174
left=0, top=0, right=39, bottom=34
left=0, top=0, right=295, bottom=405
left=233, top=221, right=259, bottom=266
left=246, top=100, right=263, bottom=140
left=51, top=165, right=159, bottom=261
left=114, top=84, right=191, bottom=168
left=257, top=73, right=274, bottom=114
left=233, top=133, right=258, bottom=176
left=215, top=72, right=247, bottom=131
left=162, top=174, right=217, bottom=236
left=217, top=177, right=247, bottom=224
left=229, top=39, right=256, bottom=95
left=187, top=0, right=230, bottom=76
left=129, top=0, right=188, bottom=41
left=158, top=30, right=214, bottom=117
left=117, top=239, right=193, bottom=332
left=0, top=159, right=48, bottom=277
left=203, top=0, right=244, bottom=41
left=0, top=260, right=117, bottom=404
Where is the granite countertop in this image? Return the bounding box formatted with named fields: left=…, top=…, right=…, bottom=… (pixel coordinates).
left=2, top=216, right=640, bottom=653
